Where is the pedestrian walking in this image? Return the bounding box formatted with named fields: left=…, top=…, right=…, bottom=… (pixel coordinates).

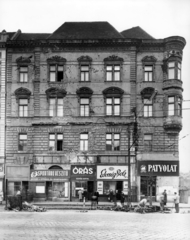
left=94, top=191, right=99, bottom=205
left=159, top=192, right=164, bottom=212
left=174, top=192, right=180, bottom=213
left=115, top=189, right=122, bottom=208
left=121, top=191, right=125, bottom=207
left=78, top=189, right=83, bottom=202
left=108, top=189, right=114, bottom=202
left=163, top=190, right=167, bottom=208
left=82, top=189, right=88, bottom=201
left=0, top=190, right=3, bottom=204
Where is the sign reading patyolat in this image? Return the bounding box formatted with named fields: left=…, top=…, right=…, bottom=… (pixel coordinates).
left=137, top=161, right=179, bottom=176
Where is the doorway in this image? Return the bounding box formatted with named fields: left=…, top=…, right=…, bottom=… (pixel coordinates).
left=87, top=181, right=94, bottom=199
left=116, top=181, right=123, bottom=191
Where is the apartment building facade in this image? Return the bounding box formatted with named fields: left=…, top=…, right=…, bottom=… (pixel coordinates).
left=4, top=22, right=185, bottom=202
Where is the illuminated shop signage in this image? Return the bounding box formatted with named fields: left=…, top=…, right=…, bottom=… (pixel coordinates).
left=71, top=165, right=96, bottom=179
left=30, top=170, right=69, bottom=180
left=137, top=161, right=179, bottom=176
left=97, top=166, right=128, bottom=180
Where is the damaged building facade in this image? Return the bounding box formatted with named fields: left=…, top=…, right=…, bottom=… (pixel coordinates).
left=4, top=22, right=186, bottom=202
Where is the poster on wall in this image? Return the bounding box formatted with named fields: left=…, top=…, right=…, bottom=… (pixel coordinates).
left=97, top=181, right=103, bottom=194
left=123, top=181, right=128, bottom=194
left=97, top=166, right=128, bottom=180
left=36, top=186, right=45, bottom=193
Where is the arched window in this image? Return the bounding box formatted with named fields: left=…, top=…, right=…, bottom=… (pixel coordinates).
left=15, top=87, right=31, bottom=117
left=102, top=87, right=124, bottom=116
left=76, top=87, right=93, bottom=117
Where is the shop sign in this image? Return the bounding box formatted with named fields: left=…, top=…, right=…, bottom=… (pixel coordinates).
left=137, top=161, right=179, bottom=176
left=30, top=170, right=69, bottom=181
left=97, top=166, right=128, bottom=180
left=71, top=165, right=96, bottom=179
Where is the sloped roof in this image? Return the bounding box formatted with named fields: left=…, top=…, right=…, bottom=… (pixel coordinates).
left=16, top=33, right=50, bottom=40
left=48, top=22, right=124, bottom=39
left=121, top=26, right=155, bottom=39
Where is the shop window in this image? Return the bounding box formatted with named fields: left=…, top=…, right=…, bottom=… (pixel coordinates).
left=19, top=66, right=28, bottom=82
left=80, top=133, right=88, bottom=151
left=7, top=182, right=22, bottom=196
left=49, top=133, right=63, bottom=151
left=49, top=65, right=64, bottom=82
left=49, top=98, right=63, bottom=117
left=143, top=98, right=153, bottom=117
left=168, top=61, right=181, bottom=80
left=18, top=133, right=27, bottom=151
left=144, top=134, right=152, bottom=152
left=144, top=65, right=153, bottom=81
left=168, top=96, right=182, bottom=116
left=106, top=97, right=120, bottom=116
left=141, top=176, right=156, bottom=197
left=80, top=65, right=89, bottom=81
left=80, top=98, right=90, bottom=116
left=106, top=65, right=120, bottom=81
left=106, top=133, right=120, bottom=151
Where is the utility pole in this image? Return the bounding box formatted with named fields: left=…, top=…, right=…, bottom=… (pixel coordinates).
left=128, top=125, right=131, bottom=206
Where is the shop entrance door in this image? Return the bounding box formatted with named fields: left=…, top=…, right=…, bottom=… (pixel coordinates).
left=116, top=181, right=123, bottom=191
left=46, top=181, right=52, bottom=200
left=87, top=181, right=94, bottom=200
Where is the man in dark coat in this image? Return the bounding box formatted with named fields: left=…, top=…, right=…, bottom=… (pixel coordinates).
left=94, top=191, right=99, bottom=205
left=163, top=190, right=167, bottom=208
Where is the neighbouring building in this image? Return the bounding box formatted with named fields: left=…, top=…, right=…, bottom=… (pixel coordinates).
left=0, top=30, right=15, bottom=194
left=4, top=22, right=186, bottom=202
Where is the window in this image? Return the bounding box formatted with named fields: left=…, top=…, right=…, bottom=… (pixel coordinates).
left=106, top=97, right=120, bottom=116
left=80, top=98, right=89, bottom=116
left=144, top=134, right=152, bottom=152
left=49, top=133, right=63, bottom=151
left=49, top=98, right=63, bottom=117
left=168, top=97, right=175, bottom=116
left=19, top=66, right=28, bottom=82
left=106, top=133, right=120, bottom=151
left=144, top=66, right=153, bottom=81
left=80, top=65, right=89, bottom=81
left=106, top=65, right=120, bottom=81
left=19, top=99, right=28, bottom=117
left=143, top=98, right=152, bottom=117
left=168, top=61, right=181, bottom=80
left=18, top=133, right=27, bottom=151
left=168, top=96, right=182, bottom=116
left=80, top=133, right=88, bottom=151
left=50, top=65, right=64, bottom=82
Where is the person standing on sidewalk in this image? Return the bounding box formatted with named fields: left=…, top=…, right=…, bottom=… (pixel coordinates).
left=159, top=192, right=164, bottom=212
left=163, top=190, right=167, bottom=208
left=0, top=190, right=3, bottom=204
left=174, top=192, right=180, bottom=213
left=94, top=191, right=99, bottom=205
left=78, top=189, right=83, bottom=202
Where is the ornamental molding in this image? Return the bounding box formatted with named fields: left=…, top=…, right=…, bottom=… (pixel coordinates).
left=14, top=87, right=31, bottom=102
left=16, top=56, right=32, bottom=65
left=102, top=87, right=124, bottom=97
left=140, top=87, right=155, bottom=99
left=77, top=55, right=92, bottom=62
left=76, top=87, right=93, bottom=97
left=45, top=87, right=67, bottom=99
left=141, top=56, right=157, bottom=63
left=104, top=55, right=124, bottom=63
left=47, top=55, right=66, bottom=63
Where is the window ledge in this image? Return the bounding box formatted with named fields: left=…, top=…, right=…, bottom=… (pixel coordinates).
left=104, top=80, right=122, bottom=83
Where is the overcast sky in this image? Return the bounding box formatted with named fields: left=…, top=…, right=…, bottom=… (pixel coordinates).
left=1, top=0, right=190, bottom=173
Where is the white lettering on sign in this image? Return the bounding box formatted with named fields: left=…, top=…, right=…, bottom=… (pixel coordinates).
left=147, top=164, right=178, bottom=172
left=31, top=170, right=68, bottom=178
left=72, top=166, right=93, bottom=175
left=97, top=166, right=128, bottom=180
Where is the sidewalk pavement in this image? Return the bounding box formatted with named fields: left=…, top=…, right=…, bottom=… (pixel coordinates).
left=0, top=200, right=190, bottom=211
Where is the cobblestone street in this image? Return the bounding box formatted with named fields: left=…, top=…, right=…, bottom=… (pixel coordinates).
left=0, top=210, right=190, bottom=240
